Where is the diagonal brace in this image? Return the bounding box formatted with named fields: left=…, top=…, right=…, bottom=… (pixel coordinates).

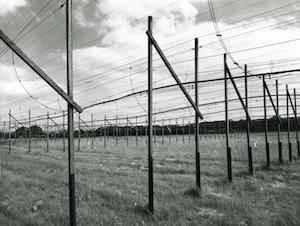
left=0, top=29, right=83, bottom=113
left=146, top=31, right=204, bottom=120
left=287, top=90, right=300, bottom=125
left=8, top=113, right=26, bottom=127
left=48, top=116, right=64, bottom=133
left=225, top=64, right=251, bottom=120
left=264, top=80, right=282, bottom=125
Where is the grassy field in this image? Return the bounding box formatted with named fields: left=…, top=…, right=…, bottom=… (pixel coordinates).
left=0, top=132, right=299, bottom=225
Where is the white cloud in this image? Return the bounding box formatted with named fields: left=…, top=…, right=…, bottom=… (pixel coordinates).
left=0, top=0, right=27, bottom=16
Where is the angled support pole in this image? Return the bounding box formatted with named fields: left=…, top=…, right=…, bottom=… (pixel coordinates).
left=224, top=54, right=251, bottom=181
left=263, top=77, right=283, bottom=168
left=146, top=15, right=205, bottom=214
left=0, top=30, right=82, bottom=113
left=264, top=80, right=282, bottom=124
left=287, top=86, right=299, bottom=162
left=1, top=6, right=83, bottom=225
left=146, top=27, right=204, bottom=119
left=48, top=116, right=64, bottom=134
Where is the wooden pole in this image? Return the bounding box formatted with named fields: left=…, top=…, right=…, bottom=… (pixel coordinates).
left=263, top=75, right=270, bottom=168
left=46, top=112, right=49, bottom=152
left=188, top=120, right=190, bottom=142
left=28, top=110, right=31, bottom=153
left=153, top=118, right=156, bottom=145
left=182, top=119, right=185, bottom=143
left=276, top=80, right=282, bottom=163
left=14, top=122, right=17, bottom=144
left=91, top=114, right=94, bottom=149
left=287, top=85, right=292, bottom=162
left=145, top=118, right=147, bottom=145
left=169, top=118, right=171, bottom=144
left=244, top=65, right=253, bottom=175
left=147, top=15, right=154, bottom=214
left=295, top=89, right=300, bottom=158
left=104, top=115, right=107, bottom=148
left=63, top=110, right=66, bottom=152
left=195, top=38, right=201, bottom=190
left=224, top=54, right=232, bottom=182
left=66, top=0, right=76, bottom=224
left=8, top=110, right=11, bottom=154
left=136, top=116, right=138, bottom=146
left=126, top=116, right=129, bottom=147
left=115, top=115, right=118, bottom=147
left=176, top=119, right=178, bottom=143
left=162, top=118, right=164, bottom=145
left=78, top=114, right=80, bottom=152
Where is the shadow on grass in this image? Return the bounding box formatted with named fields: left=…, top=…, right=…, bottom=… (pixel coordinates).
left=132, top=204, right=156, bottom=222
left=183, top=188, right=202, bottom=197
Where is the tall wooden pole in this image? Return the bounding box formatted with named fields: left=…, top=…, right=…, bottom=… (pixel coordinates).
left=182, top=119, right=185, bottom=143
left=115, top=115, right=118, bottom=147
left=136, top=116, right=138, bottom=146
left=195, top=38, right=201, bottom=191
left=276, top=80, right=282, bottom=163
left=263, top=75, right=270, bottom=168
left=169, top=118, right=171, bottom=144
left=175, top=119, right=178, bottom=143
left=66, top=0, right=76, bottom=224
left=224, top=54, right=232, bottom=182
left=295, top=89, right=300, bottom=158
left=63, top=110, right=66, bottom=152
left=287, top=85, right=292, bottom=162
left=162, top=118, right=164, bottom=145
left=147, top=15, right=154, bottom=214
left=8, top=110, right=11, bottom=154
left=126, top=116, right=129, bottom=147
left=78, top=114, right=80, bottom=152
left=46, top=112, right=49, bottom=152
left=28, top=110, right=31, bottom=153
left=91, top=114, right=94, bottom=149
left=188, top=120, right=190, bottom=142
left=153, top=118, right=156, bottom=145
left=104, top=115, right=107, bottom=148
left=145, top=118, right=147, bottom=145
left=14, top=122, right=17, bottom=144
left=244, top=65, right=253, bottom=175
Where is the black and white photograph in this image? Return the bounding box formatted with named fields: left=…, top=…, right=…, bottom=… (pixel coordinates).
left=0, top=0, right=299, bottom=225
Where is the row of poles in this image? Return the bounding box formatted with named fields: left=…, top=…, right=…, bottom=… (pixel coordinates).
left=1, top=8, right=300, bottom=224
left=147, top=16, right=300, bottom=214
left=225, top=58, right=300, bottom=182
left=5, top=110, right=243, bottom=153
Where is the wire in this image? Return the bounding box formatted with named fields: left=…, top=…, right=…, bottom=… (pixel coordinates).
left=11, top=52, right=62, bottom=112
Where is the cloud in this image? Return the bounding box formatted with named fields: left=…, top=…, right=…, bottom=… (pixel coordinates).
left=0, top=0, right=27, bottom=16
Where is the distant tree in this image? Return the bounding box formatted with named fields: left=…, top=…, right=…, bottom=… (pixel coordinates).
left=16, top=126, right=28, bottom=137
left=16, top=125, right=43, bottom=138
left=30, top=125, right=43, bottom=137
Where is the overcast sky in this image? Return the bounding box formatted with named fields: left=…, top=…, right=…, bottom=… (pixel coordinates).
left=0, top=0, right=300, bottom=128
